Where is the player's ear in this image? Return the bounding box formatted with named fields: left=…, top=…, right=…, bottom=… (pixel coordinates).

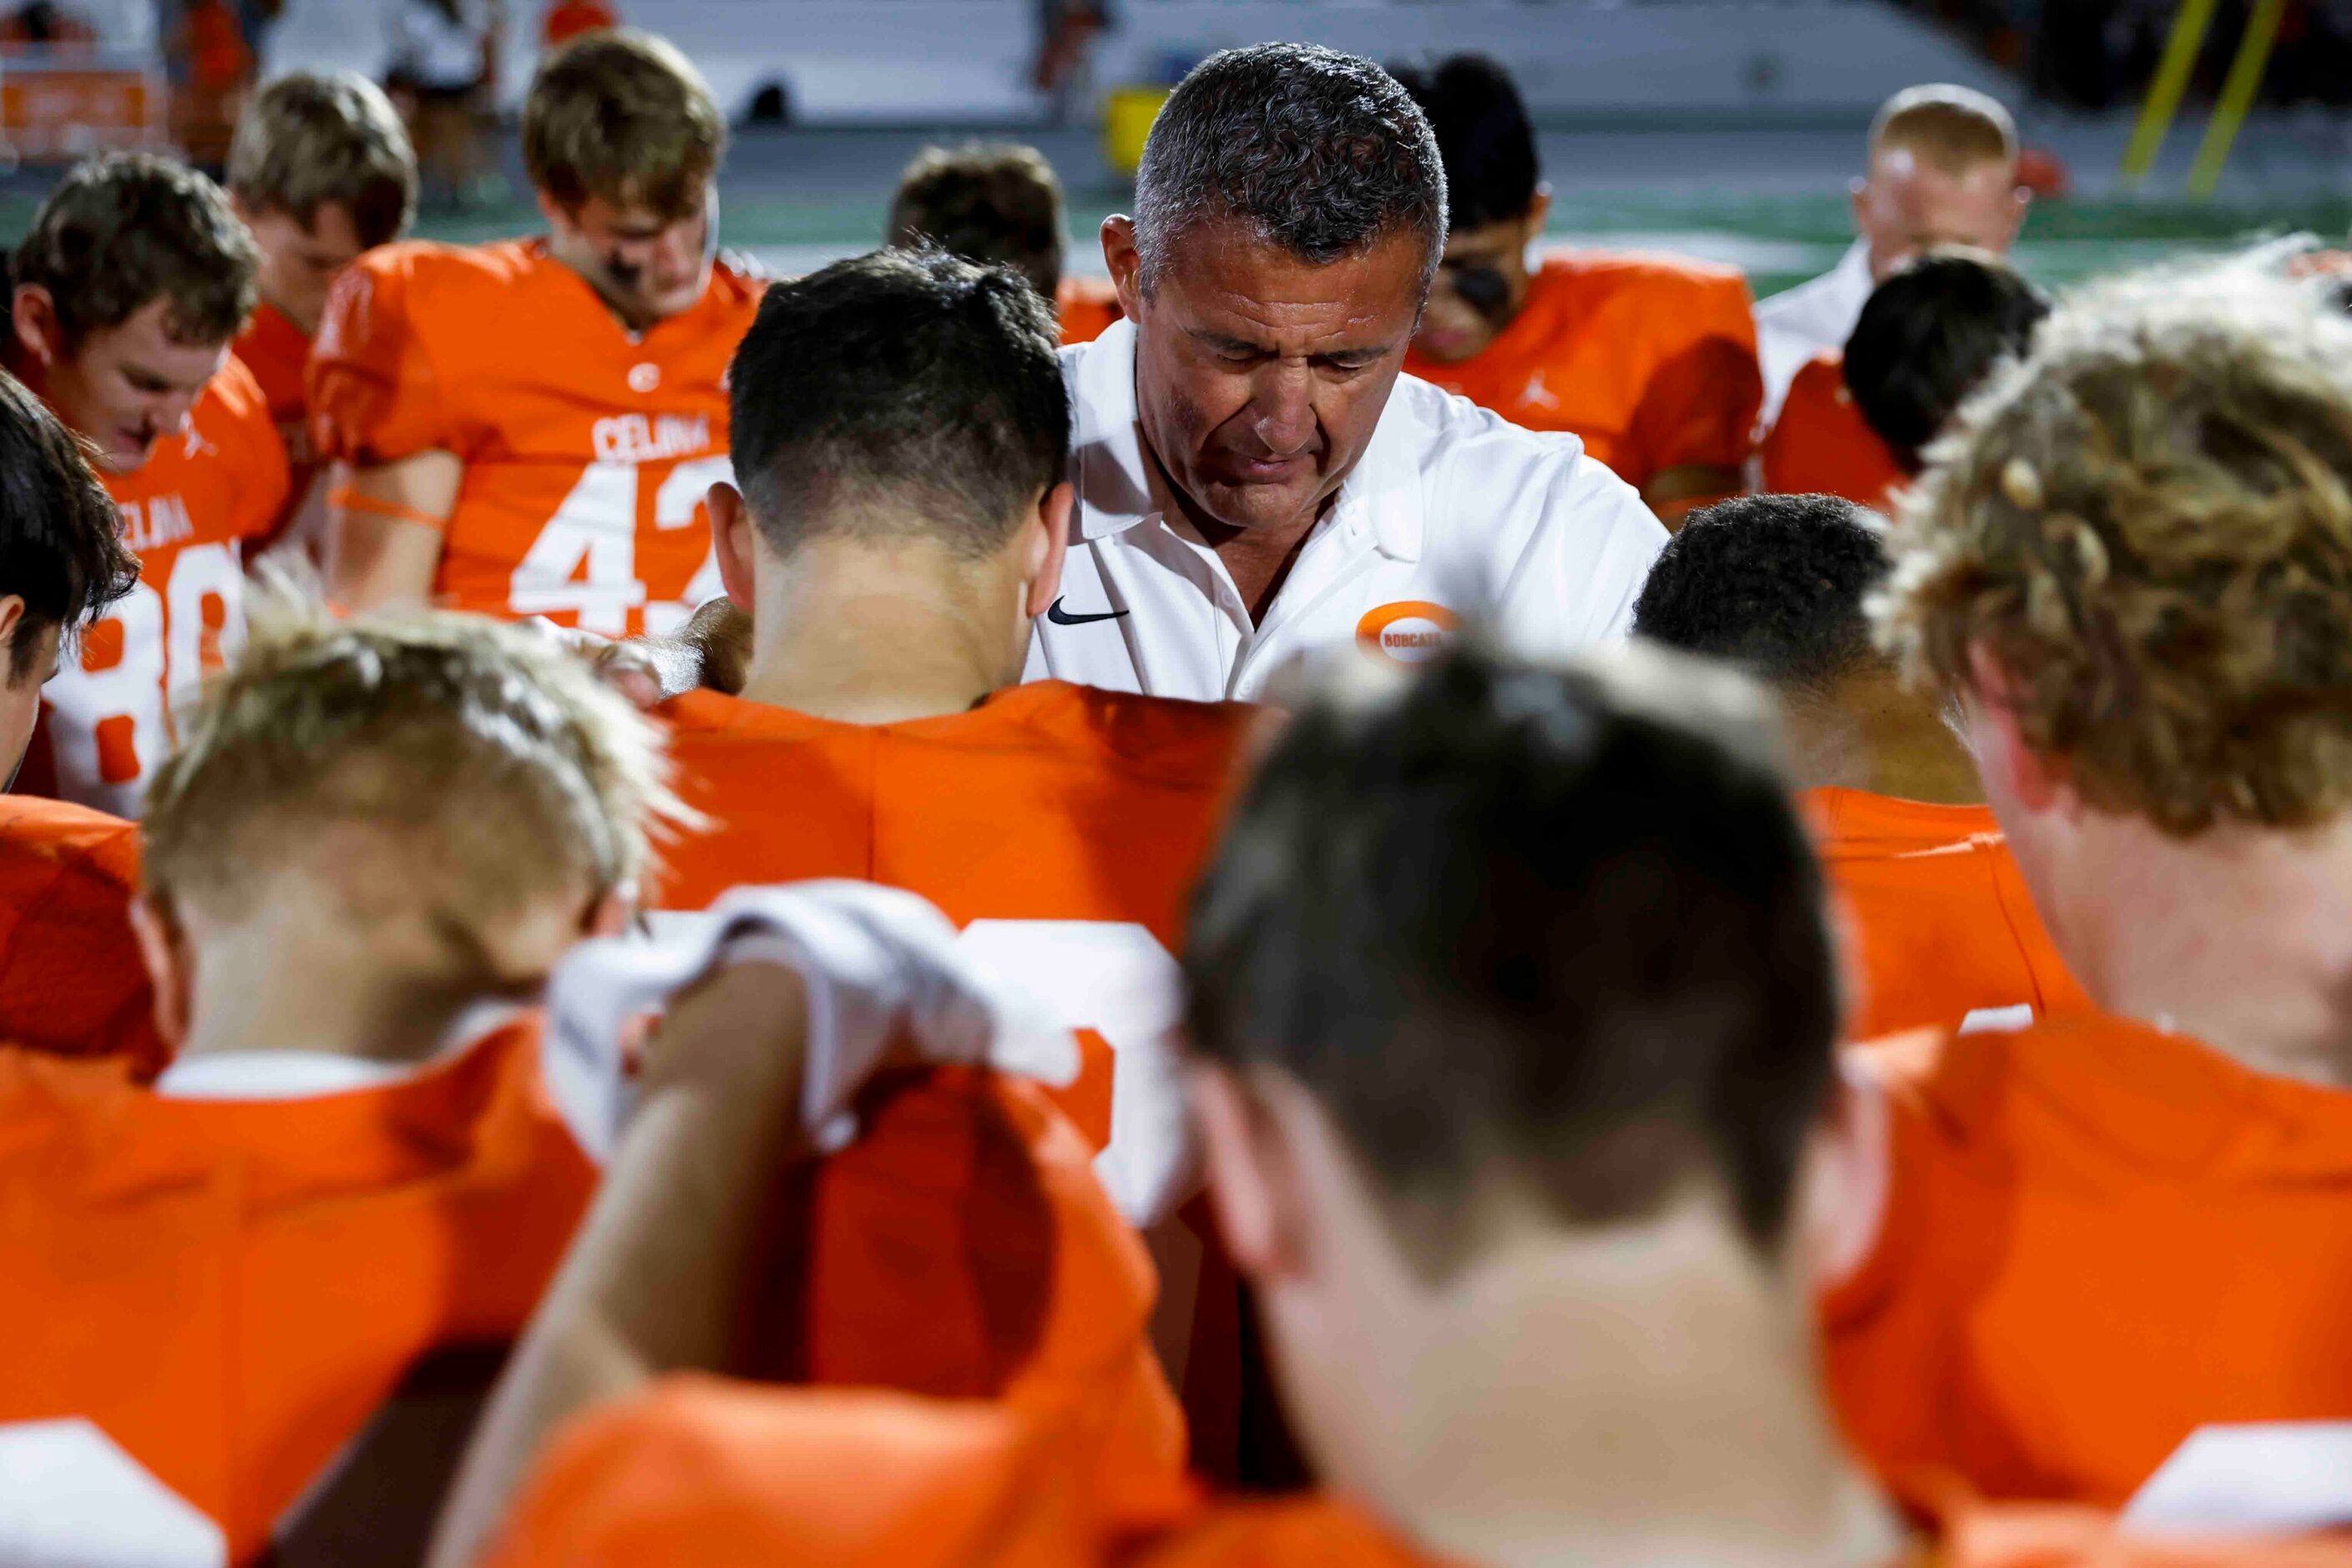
left=1103, top=216, right=1143, bottom=320
left=12, top=285, right=60, bottom=367
left=1022, top=482, right=1075, bottom=620
left=1964, top=643, right=2071, bottom=818
left=1848, top=175, right=1870, bottom=237
left=534, top=188, right=576, bottom=237
left=2005, top=182, right=2032, bottom=245
left=583, top=889, right=632, bottom=940
left=1191, top=1063, right=1307, bottom=1285
left=1792, top=1062, right=1891, bottom=1292
left=707, top=481, right=760, bottom=614
left=1521, top=185, right=1553, bottom=245
left=128, top=894, right=192, bottom=1055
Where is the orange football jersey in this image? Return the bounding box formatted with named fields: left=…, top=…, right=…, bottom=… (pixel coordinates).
left=658, top=679, right=1252, bottom=1464
left=235, top=297, right=318, bottom=544
left=1828, top=1012, right=2352, bottom=1509
left=0, top=1019, right=594, bottom=1562
left=770, top=1063, right=1186, bottom=1502
left=1402, top=251, right=1763, bottom=495
left=18, top=356, right=290, bottom=816
left=483, top=1377, right=2352, bottom=1568
left=1762, top=350, right=1908, bottom=513
left=308, top=239, right=763, bottom=634
left=0, top=794, right=160, bottom=1078
left=1808, top=788, right=2088, bottom=1039
left=1057, top=275, right=1123, bottom=346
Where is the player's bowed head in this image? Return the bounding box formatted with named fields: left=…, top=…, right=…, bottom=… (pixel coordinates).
left=1178, top=640, right=1899, bottom=1564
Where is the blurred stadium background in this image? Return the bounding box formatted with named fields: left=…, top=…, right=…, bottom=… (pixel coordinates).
left=3, top=0, right=2349, bottom=299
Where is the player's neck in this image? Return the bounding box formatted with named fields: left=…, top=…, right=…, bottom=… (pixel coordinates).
left=1391, top=1203, right=1902, bottom=1568
left=2061, top=810, right=2352, bottom=1088
left=1788, top=670, right=1982, bottom=806
left=175, top=937, right=491, bottom=1069
left=257, top=284, right=319, bottom=339
left=738, top=539, right=1023, bottom=725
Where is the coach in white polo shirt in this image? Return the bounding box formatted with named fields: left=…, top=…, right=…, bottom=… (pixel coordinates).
left=1025, top=44, right=1664, bottom=704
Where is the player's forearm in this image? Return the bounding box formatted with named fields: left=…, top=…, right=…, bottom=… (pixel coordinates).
left=430, top=966, right=814, bottom=1568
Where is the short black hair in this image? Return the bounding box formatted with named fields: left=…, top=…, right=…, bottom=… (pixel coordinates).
left=1388, top=53, right=1540, bottom=232
left=1633, top=494, right=1892, bottom=695
left=1844, top=248, right=2048, bottom=473
left=726, top=247, right=1069, bottom=558
left=888, top=143, right=1065, bottom=301
left=1184, top=643, right=1838, bottom=1272
left=0, top=369, right=139, bottom=682
left=1134, top=44, right=1447, bottom=294
left=12, top=153, right=257, bottom=346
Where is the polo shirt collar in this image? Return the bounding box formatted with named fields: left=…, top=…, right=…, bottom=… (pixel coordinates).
left=1070, top=316, right=1424, bottom=562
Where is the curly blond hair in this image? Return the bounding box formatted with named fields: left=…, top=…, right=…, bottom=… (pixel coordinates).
left=144, top=590, right=695, bottom=936
left=1877, top=266, right=2352, bottom=834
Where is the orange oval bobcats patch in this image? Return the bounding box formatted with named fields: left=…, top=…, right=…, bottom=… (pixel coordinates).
left=1354, top=600, right=1459, bottom=665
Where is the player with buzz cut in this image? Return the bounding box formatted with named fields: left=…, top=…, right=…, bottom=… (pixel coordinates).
left=1393, top=53, right=1763, bottom=523
left=0, top=603, right=689, bottom=1565
left=4, top=153, right=291, bottom=816
left=312, top=28, right=762, bottom=637
left=1758, top=83, right=2030, bottom=424
left=225, top=69, right=419, bottom=540
left=887, top=142, right=1124, bottom=344
left=1634, top=493, right=2086, bottom=1039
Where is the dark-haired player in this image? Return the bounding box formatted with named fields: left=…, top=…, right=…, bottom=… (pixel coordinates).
left=5, top=152, right=289, bottom=814
left=0, top=368, right=154, bottom=1072
left=1634, top=493, right=2084, bottom=1038
left=1763, top=248, right=2046, bottom=509
left=1393, top=53, right=1761, bottom=521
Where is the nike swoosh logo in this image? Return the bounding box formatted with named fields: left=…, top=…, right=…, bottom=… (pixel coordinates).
left=1046, top=597, right=1129, bottom=626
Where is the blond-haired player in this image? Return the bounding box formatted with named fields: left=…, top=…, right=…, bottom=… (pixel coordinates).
left=1825, top=269, right=2352, bottom=1508
left=0, top=604, right=684, bottom=1564
left=226, top=70, right=418, bottom=543
left=313, top=28, right=761, bottom=636
left=1758, top=83, right=2029, bottom=422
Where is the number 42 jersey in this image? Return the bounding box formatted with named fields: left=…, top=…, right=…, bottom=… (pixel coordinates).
left=309, top=239, right=764, bottom=635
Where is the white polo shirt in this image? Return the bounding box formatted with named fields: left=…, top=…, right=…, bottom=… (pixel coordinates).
left=1757, top=239, right=1875, bottom=427
left=1025, top=319, right=1667, bottom=703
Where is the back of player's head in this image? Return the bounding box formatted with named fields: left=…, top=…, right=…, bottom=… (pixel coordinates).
left=728, top=248, right=1068, bottom=558
left=227, top=71, right=417, bottom=250
left=1388, top=53, right=1539, bottom=232
left=887, top=143, right=1066, bottom=301
left=143, top=601, right=686, bottom=969
left=1634, top=494, right=1891, bottom=697
left=1869, top=83, right=2017, bottom=174
left=12, top=153, right=257, bottom=347
left=1880, top=268, right=2352, bottom=835
left=1135, top=44, right=1447, bottom=293
left=0, top=368, right=136, bottom=683
left=1185, top=642, right=1838, bottom=1274
left=1844, top=248, right=2047, bottom=472
left=524, top=29, right=724, bottom=221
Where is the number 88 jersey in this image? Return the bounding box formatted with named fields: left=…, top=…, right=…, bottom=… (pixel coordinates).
left=20, top=358, right=291, bottom=817
left=309, top=239, right=765, bottom=635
